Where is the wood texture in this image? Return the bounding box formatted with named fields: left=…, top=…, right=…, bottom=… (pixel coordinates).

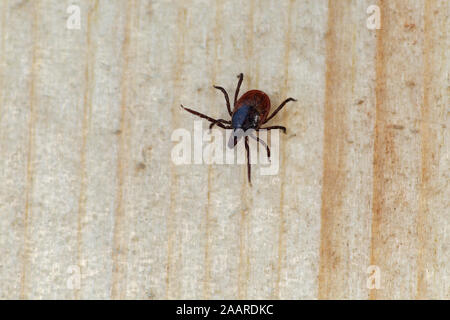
left=0, top=0, right=448, bottom=299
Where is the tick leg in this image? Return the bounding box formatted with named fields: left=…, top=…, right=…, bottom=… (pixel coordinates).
left=209, top=119, right=231, bottom=130
left=210, top=122, right=232, bottom=130
left=263, top=97, right=297, bottom=124
left=181, top=104, right=221, bottom=123
left=234, top=73, right=244, bottom=107
left=258, top=125, right=287, bottom=134
left=249, top=134, right=270, bottom=160
left=245, top=136, right=252, bottom=186
left=213, top=85, right=232, bottom=116
left=211, top=123, right=231, bottom=130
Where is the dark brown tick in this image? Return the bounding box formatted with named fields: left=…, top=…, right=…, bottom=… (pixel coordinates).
left=181, top=73, right=296, bottom=186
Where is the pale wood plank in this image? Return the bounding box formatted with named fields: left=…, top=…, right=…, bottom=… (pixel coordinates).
left=0, top=0, right=447, bottom=300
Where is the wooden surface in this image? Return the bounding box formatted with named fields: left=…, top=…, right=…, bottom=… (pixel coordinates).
left=0, top=0, right=448, bottom=299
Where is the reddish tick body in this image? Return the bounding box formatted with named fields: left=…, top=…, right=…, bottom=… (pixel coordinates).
left=181, top=73, right=296, bottom=186
left=233, top=90, right=271, bottom=127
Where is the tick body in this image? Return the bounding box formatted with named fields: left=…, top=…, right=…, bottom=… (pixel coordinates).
left=181, top=73, right=296, bottom=186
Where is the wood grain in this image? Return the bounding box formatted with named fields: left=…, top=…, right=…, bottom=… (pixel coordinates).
left=0, top=0, right=447, bottom=299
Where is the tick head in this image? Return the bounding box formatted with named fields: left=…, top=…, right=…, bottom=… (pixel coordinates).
left=227, top=128, right=249, bottom=149
left=228, top=133, right=239, bottom=149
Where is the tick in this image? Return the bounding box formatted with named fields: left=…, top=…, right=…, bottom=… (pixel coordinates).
left=181, top=73, right=296, bottom=186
